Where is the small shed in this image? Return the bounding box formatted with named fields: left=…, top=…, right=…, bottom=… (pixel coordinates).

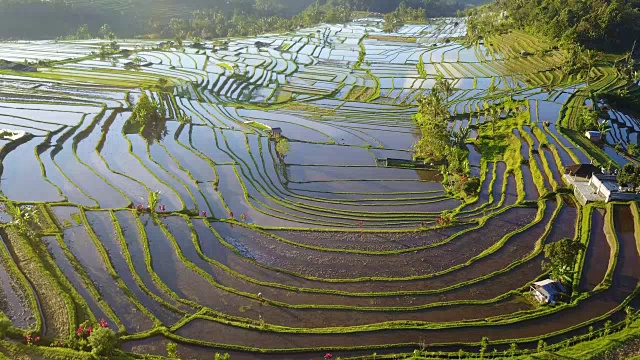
left=565, top=164, right=601, bottom=178
left=270, top=127, right=282, bottom=138
left=585, top=130, right=602, bottom=142
left=530, top=279, right=567, bottom=305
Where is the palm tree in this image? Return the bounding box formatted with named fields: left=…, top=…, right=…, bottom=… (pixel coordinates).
left=487, top=83, right=497, bottom=95
left=451, top=126, right=471, bottom=148
left=437, top=79, right=455, bottom=103
left=581, top=49, right=599, bottom=87
left=486, top=107, right=500, bottom=134
left=596, top=120, right=611, bottom=135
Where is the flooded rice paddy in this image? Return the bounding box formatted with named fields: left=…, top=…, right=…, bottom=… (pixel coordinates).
left=0, top=16, right=637, bottom=360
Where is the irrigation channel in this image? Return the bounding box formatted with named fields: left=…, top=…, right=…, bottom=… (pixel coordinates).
left=0, top=17, right=638, bottom=360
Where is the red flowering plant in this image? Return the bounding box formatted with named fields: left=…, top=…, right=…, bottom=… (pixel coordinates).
left=71, top=318, right=110, bottom=351
left=23, top=332, right=40, bottom=345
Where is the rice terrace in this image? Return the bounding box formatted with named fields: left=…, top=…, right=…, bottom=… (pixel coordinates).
left=0, top=0, right=639, bottom=359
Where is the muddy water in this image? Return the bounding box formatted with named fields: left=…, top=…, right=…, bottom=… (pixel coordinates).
left=211, top=206, right=536, bottom=279
left=173, top=222, right=640, bottom=352
left=268, top=224, right=476, bottom=252
left=206, top=219, right=538, bottom=303
left=171, top=218, right=532, bottom=327
left=541, top=148, right=564, bottom=186
left=579, top=209, right=611, bottom=292
left=611, top=206, right=639, bottom=299
left=520, top=165, right=539, bottom=200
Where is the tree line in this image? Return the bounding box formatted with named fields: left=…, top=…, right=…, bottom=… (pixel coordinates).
left=0, top=0, right=486, bottom=40
left=467, top=0, right=640, bottom=53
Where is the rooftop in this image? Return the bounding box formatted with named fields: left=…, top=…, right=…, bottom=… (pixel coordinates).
left=565, top=163, right=601, bottom=178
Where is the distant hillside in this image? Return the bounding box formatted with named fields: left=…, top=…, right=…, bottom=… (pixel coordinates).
left=0, top=0, right=488, bottom=39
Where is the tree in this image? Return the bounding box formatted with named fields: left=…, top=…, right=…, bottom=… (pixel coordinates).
left=596, top=120, right=611, bottom=135
left=98, top=24, right=112, bottom=39
left=74, top=24, right=91, bottom=40
left=0, top=315, right=10, bottom=338
left=542, top=237, right=585, bottom=283
left=617, top=163, right=640, bottom=190
left=414, top=88, right=451, bottom=162
left=8, top=205, right=39, bottom=238
left=577, top=109, right=599, bottom=133
left=435, top=76, right=455, bottom=102
left=157, top=77, right=169, bottom=90
left=275, top=137, right=290, bottom=159
left=451, top=127, right=470, bottom=148
left=485, top=107, right=501, bottom=134
left=87, top=326, right=117, bottom=356
left=580, top=49, right=599, bottom=87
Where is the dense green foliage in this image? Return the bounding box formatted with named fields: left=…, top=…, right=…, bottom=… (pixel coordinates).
left=0, top=0, right=486, bottom=39
left=383, top=3, right=426, bottom=32
left=542, top=237, right=585, bottom=284
left=617, top=163, right=640, bottom=190
left=469, top=0, right=640, bottom=52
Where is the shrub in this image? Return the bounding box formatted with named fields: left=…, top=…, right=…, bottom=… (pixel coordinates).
left=463, top=176, right=481, bottom=196
left=167, top=341, right=178, bottom=358
left=0, top=316, right=10, bottom=338
left=87, top=326, right=117, bottom=356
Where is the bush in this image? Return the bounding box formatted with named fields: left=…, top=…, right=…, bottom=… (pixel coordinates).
left=463, top=176, right=481, bottom=195
left=0, top=316, right=10, bottom=338
left=628, top=143, right=639, bottom=158
left=87, top=326, right=117, bottom=356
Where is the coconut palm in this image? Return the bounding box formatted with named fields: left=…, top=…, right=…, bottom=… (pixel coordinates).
left=451, top=126, right=471, bottom=148
left=485, top=107, right=501, bottom=134
left=596, top=120, right=611, bottom=134
left=581, top=49, right=599, bottom=87
left=437, top=78, right=455, bottom=102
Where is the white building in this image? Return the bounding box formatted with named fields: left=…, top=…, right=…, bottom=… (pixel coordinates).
left=530, top=279, right=566, bottom=305
left=589, top=174, right=640, bottom=202
left=585, top=131, right=602, bottom=142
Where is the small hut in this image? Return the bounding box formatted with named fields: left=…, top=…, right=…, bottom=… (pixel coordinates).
left=530, top=279, right=566, bottom=305
left=270, top=127, right=282, bottom=138
left=584, top=130, right=602, bottom=142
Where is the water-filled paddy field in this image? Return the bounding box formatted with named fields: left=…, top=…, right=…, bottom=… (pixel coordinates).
left=0, top=17, right=638, bottom=360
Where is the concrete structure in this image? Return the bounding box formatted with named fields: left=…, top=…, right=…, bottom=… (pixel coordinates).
left=585, top=131, right=602, bottom=142
left=563, top=163, right=604, bottom=205
left=565, top=169, right=640, bottom=204
left=530, top=279, right=567, bottom=305
left=589, top=174, right=640, bottom=202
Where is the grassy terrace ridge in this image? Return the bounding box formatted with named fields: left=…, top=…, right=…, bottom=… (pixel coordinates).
left=0, top=12, right=638, bottom=360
